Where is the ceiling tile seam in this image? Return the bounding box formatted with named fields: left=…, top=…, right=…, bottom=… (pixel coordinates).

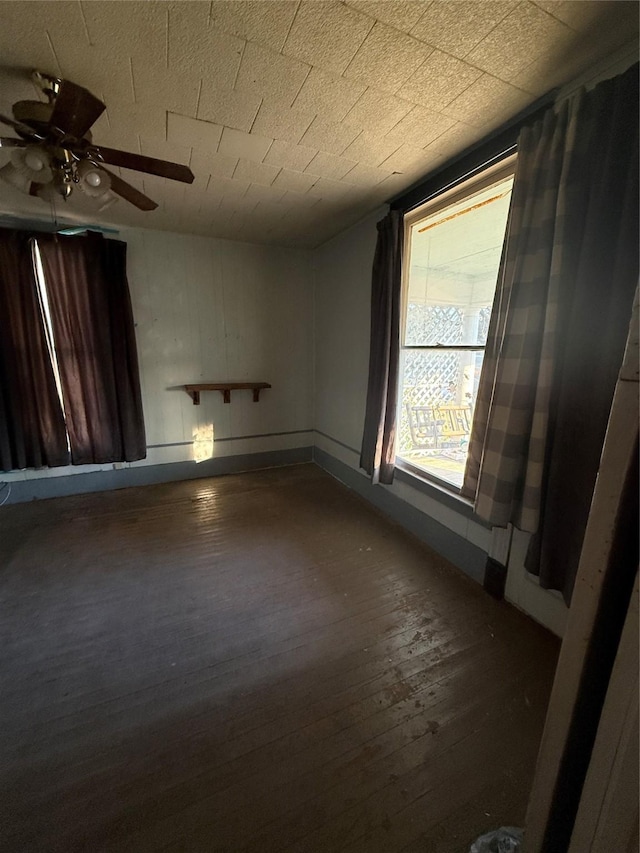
left=384, top=48, right=437, bottom=97
left=528, top=0, right=578, bottom=33
left=391, top=49, right=486, bottom=104
left=280, top=3, right=376, bottom=72
left=232, top=40, right=248, bottom=91
left=291, top=64, right=314, bottom=110
left=341, top=1, right=431, bottom=47
left=247, top=98, right=264, bottom=135
left=420, top=120, right=469, bottom=154
left=476, top=71, right=535, bottom=100
left=409, top=0, right=435, bottom=38
left=316, top=125, right=359, bottom=160
left=282, top=0, right=303, bottom=54
left=404, top=5, right=512, bottom=60
left=377, top=140, right=413, bottom=172
left=454, top=1, right=547, bottom=74
left=400, top=69, right=530, bottom=142
left=344, top=88, right=415, bottom=134
left=296, top=111, right=319, bottom=149
left=262, top=138, right=278, bottom=167
left=378, top=103, right=423, bottom=144
left=77, top=1, right=92, bottom=46
left=44, top=31, right=63, bottom=78
left=334, top=45, right=496, bottom=114
left=128, top=58, right=136, bottom=103
left=455, top=4, right=524, bottom=60
left=194, top=79, right=203, bottom=120
left=343, top=86, right=382, bottom=126
left=475, top=64, right=541, bottom=96
left=130, top=64, right=138, bottom=104
left=206, top=1, right=214, bottom=28
left=349, top=13, right=377, bottom=72
left=341, top=22, right=434, bottom=92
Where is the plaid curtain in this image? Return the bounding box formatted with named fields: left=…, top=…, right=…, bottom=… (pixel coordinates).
left=460, top=98, right=578, bottom=526
left=462, top=64, right=638, bottom=601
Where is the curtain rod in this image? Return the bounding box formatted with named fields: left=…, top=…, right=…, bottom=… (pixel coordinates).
left=0, top=215, right=119, bottom=236
left=389, top=87, right=559, bottom=214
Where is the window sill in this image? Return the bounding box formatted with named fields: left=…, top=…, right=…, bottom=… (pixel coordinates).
left=394, top=459, right=491, bottom=528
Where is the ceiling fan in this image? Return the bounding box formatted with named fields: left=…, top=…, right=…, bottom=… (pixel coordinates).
left=0, top=71, right=194, bottom=211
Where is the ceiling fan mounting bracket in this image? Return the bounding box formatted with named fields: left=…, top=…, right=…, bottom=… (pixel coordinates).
left=32, top=70, right=63, bottom=103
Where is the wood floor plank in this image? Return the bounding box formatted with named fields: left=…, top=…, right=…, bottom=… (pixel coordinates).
left=0, top=464, right=558, bottom=852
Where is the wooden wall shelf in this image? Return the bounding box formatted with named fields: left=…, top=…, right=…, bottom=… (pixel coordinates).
left=185, top=382, right=271, bottom=405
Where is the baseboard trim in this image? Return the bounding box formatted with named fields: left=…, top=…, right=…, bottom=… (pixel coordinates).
left=313, top=447, right=486, bottom=584
left=4, top=447, right=313, bottom=504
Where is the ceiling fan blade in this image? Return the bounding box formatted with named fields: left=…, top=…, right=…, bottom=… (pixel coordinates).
left=49, top=79, right=106, bottom=139
left=99, top=166, right=158, bottom=211
left=0, top=113, right=43, bottom=140
left=0, top=137, right=28, bottom=148
left=95, top=146, right=194, bottom=183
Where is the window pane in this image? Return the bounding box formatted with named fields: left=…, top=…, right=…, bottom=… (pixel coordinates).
left=396, top=349, right=485, bottom=489
left=404, top=176, right=513, bottom=346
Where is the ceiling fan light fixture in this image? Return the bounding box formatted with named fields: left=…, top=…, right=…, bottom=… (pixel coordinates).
left=77, top=159, right=111, bottom=197
left=0, top=161, right=31, bottom=193
left=35, top=178, right=72, bottom=202
left=11, top=144, right=54, bottom=183
left=1, top=72, right=193, bottom=212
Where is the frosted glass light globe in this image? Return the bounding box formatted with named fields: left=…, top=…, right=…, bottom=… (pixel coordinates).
left=77, top=160, right=111, bottom=198
left=11, top=146, right=53, bottom=183
left=24, top=149, right=47, bottom=171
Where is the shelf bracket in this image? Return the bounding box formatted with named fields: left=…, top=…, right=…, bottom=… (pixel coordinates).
left=184, top=382, right=271, bottom=406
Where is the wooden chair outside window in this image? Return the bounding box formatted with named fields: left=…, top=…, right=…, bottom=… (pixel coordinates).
left=406, top=404, right=473, bottom=451
left=406, top=405, right=444, bottom=449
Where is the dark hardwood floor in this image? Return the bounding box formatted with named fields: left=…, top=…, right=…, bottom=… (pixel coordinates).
left=0, top=463, right=558, bottom=852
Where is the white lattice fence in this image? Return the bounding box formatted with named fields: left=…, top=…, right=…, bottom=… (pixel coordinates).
left=398, top=305, right=491, bottom=455
left=399, top=350, right=462, bottom=454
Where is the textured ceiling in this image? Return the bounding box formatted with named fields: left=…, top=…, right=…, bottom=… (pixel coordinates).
left=0, top=0, right=637, bottom=247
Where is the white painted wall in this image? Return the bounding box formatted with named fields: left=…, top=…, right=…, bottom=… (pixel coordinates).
left=312, top=209, right=567, bottom=637
left=3, top=226, right=314, bottom=483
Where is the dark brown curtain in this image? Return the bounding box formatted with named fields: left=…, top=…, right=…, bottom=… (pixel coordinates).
left=0, top=229, right=68, bottom=470
left=360, top=210, right=403, bottom=484
left=37, top=232, right=146, bottom=465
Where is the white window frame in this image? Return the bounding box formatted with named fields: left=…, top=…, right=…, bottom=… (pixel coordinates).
left=396, top=153, right=517, bottom=494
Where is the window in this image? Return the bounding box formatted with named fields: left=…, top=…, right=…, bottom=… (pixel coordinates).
left=396, top=158, right=515, bottom=491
